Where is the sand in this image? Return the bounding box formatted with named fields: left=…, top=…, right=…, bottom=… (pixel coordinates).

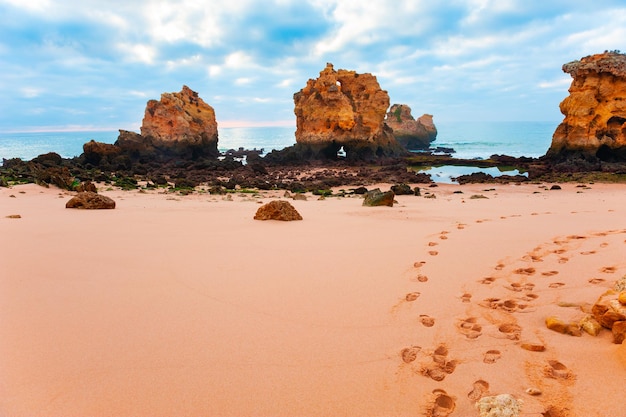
left=1, top=182, right=626, bottom=417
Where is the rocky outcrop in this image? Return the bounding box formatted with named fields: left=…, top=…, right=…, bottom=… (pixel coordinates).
left=66, top=192, right=116, bottom=209
left=139, top=85, right=219, bottom=158
left=254, top=200, right=302, bottom=221
left=362, top=189, right=395, bottom=207
left=547, top=52, right=626, bottom=162
left=293, top=63, right=406, bottom=160
left=384, top=105, right=437, bottom=150
left=83, top=140, right=122, bottom=164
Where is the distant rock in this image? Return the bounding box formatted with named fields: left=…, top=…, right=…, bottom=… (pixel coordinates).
left=547, top=52, right=626, bottom=162
left=293, top=63, right=406, bottom=160
left=66, top=192, right=116, bottom=209
left=82, top=140, right=122, bottom=164
left=140, top=85, right=219, bottom=158
left=254, top=200, right=302, bottom=221
left=363, top=188, right=395, bottom=207
left=384, top=104, right=437, bottom=150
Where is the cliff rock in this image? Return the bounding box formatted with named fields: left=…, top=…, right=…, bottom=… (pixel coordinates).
left=293, top=63, right=406, bottom=159
left=140, top=85, right=219, bottom=158
left=547, top=52, right=626, bottom=162
left=384, top=105, right=437, bottom=149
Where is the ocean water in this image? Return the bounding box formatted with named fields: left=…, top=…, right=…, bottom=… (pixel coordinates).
left=0, top=121, right=558, bottom=164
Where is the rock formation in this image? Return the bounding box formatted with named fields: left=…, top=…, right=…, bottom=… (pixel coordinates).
left=254, top=200, right=303, bottom=221
left=384, top=104, right=437, bottom=150
left=547, top=52, right=626, bottom=162
left=66, top=192, right=116, bottom=209
left=362, top=189, right=395, bottom=207
left=139, top=85, right=219, bottom=158
left=293, top=63, right=406, bottom=159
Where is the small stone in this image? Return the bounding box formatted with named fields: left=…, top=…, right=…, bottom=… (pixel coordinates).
left=550, top=184, right=562, bottom=190
left=475, top=394, right=523, bottom=417
left=254, top=200, right=302, bottom=221
left=5, top=214, right=21, bottom=219
left=612, top=321, right=626, bottom=344
left=618, top=291, right=626, bottom=306
left=580, top=315, right=602, bottom=336
left=292, top=193, right=307, bottom=201
left=545, top=316, right=568, bottom=334
left=525, top=387, right=542, bottom=396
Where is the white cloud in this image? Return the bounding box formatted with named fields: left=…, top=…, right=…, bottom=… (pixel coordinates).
left=234, top=77, right=254, bottom=86
left=116, top=43, right=156, bottom=64
left=20, top=87, right=43, bottom=98
left=538, top=77, right=572, bottom=90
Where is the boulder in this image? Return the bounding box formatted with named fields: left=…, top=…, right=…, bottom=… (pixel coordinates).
left=384, top=104, right=437, bottom=149
left=363, top=188, right=395, bottom=207
left=390, top=183, right=413, bottom=195
left=66, top=192, right=116, bottom=209
left=82, top=140, right=122, bottom=164
left=139, top=85, right=219, bottom=158
left=254, top=200, right=302, bottom=221
left=613, top=321, right=626, bottom=344
left=293, top=63, right=406, bottom=160
left=546, top=52, right=626, bottom=162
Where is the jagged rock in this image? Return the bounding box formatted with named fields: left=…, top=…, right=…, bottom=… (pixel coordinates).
left=390, top=183, right=413, bottom=195
left=83, top=140, right=122, bottom=164
left=363, top=188, right=395, bottom=207
left=293, top=63, right=406, bottom=160
left=545, top=316, right=581, bottom=336
left=32, top=152, right=63, bottom=166
left=139, top=85, right=219, bottom=158
left=547, top=52, right=626, bottom=162
left=580, top=315, right=602, bottom=336
left=254, top=200, right=302, bottom=221
left=384, top=104, right=437, bottom=149
left=612, top=321, right=626, bottom=344
left=74, top=181, right=97, bottom=193
left=475, top=394, right=522, bottom=417
left=619, top=291, right=626, bottom=306
left=66, top=192, right=116, bottom=209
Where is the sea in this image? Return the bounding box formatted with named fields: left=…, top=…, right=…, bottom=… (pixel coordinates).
left=0, top=121, right=559, bottom=183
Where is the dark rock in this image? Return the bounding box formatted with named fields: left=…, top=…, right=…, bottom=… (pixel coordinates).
left=66, top=192, right=116, bottom=209
left=391, top=183, right=413, bottom=195
left=352, top=186, right=369, bottom=195
left=32, top=152, right=63, bottom=166
left=363, top=188, right=395, bottom=207
left=83, top=140, right=122, bottom=164
left=550, top=184, right=562, bottom=190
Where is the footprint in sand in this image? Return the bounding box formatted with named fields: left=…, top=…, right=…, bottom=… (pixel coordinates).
left=420, top=315, right=436, bottom=327
left=400, top=346, right=421, bottom=363
left=461, top=293, right=472, bottom=303
left=457, top=223, right=466, bottom=230
left=542, top=270, right=559, bottom=277
left=428, top=242, right=439, bottom=247
left=480, top=276, right=496, bottom=285
left=405, top=292, right=421, bottom=301
left=457, top=317, right=482, bottom=339
left=439, top=235, right=448, bottom=240
left=426, top=390, right=456, bottom=417
left=414, top=261, right=426, bottom=268
left=421, top=345, right=457, bottom=381
left=483, top=350, right=502, bottom=364
left=580, top=250, right=596, bottom=255
left=417, top=274, right=429, bottom=283
left=588, top=278, right=605, bottom=285
left=429, top=251, right=439, bottom=256
left=467, top=379, right=490, bottom=401
left=558, top=257, right=569, bottom=264
left=600, top=266, right=616, bottom=273
left=544, top=360, right=573, bottom=380
left=514, top=267, right=536, bottom=276
left=498, top=323, right=522, bottom=340
left=549, top=282, right=565, bottom=288
left=495, top=263, right=505, bottom=271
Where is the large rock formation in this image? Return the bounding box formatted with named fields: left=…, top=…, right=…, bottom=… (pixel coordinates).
left=293, top=63, right=406, bottom=159
left=547, top=52, right=626, bottom=162
left=384, top=105, right=437, bottom=150
left=139, top=85, right=219, bottom=158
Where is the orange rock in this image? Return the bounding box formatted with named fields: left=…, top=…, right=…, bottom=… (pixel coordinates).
left=618, top=291, right=626, bottom=306
left=613, top=321, right=626, bottom=344
left=293, top=63, right=405, bottom=159
left=384, top=104, right=437, bottom=150
left=547, top=52, right=626, bottom=161
left=140, top=85, right=218, bottom=157
left=253, top=200, right=302, bottom=221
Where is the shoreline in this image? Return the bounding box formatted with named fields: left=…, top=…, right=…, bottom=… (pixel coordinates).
left=2, top=182, right=626, bottom=416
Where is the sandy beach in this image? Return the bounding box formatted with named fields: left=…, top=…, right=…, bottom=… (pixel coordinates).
left=1, top=181, right=626, bottom=417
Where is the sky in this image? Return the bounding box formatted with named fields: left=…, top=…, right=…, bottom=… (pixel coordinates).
left=0, top=0, right=625, bottom=132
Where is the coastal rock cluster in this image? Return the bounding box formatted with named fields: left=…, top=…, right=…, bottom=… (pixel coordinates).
left=384, top=104, right=437, bottom=150
left=292, top=63, right=406, bottom=160
left=547, top=52, right=626, bottom=163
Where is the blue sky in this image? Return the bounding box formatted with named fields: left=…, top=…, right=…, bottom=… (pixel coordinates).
left=0, top=0, right=625, bottom=132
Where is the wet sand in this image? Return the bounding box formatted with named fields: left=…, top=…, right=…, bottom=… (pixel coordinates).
left=1, top=182, right=626, bottom=416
